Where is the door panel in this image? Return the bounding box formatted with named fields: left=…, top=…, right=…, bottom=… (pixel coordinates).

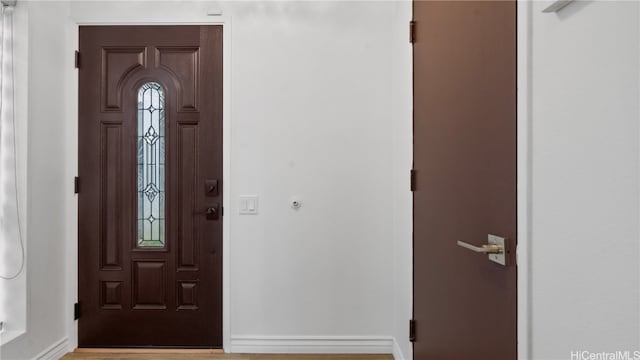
left=78, top=26, right=222, bottom=348
left=413, top=2, right=517, bottom=359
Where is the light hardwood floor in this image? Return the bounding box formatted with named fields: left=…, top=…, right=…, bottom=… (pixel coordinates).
left=61, top=351, right=394, bottom=360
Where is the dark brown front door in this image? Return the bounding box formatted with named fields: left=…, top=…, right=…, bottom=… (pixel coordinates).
left=413, top=2, right=517, bottom=359
left=78, top=26, right=223, bottom=348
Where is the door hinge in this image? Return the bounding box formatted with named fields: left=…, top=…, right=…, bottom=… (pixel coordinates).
left=410, top=169, right=417, bottom=192
left=74, top=176, right=79, bottom=194
left=409, top=319, right=416, bottom=342
left=409, top=21, right=416, bottom=44
left=221, top=206, right=224, bottom=217
left=74, top=302, right=80, bottom=320
left=75, top=51, right=80, bottom=69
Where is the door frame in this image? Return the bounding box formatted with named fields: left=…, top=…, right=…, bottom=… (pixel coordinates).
left=516, top=1, right=532, bottom=359
left=65, top=19, right=232, bottom=351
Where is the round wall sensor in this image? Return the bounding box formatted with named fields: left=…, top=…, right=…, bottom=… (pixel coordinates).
left=291, top=198, right=302, bottom=209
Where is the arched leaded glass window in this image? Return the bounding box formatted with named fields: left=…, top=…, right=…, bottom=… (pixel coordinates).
left=137, top=82, right=165, bottom=247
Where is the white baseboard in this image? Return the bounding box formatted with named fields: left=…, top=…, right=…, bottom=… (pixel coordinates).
left=230, top=335, right=393, bottom=354
left=0, top=330, right=26, bottom=346
left=34, top=337, right=70, bottom=360
left=392, top=337, right=407, bottom=360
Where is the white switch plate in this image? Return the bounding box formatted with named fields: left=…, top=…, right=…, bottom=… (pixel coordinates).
left=239, top=195, right=259, bottom=215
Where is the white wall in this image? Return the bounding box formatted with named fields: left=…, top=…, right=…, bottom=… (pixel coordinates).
left=529, top=1, right=640, bottom=358
left=6, top=1, right=640, bottom=360
left=222, top=1, right=395, bottom=341
left=1, top=1, right=410, bottom=358
left=1, top=1, right=73, bottom=360
left=0, top=2, right=28, bottom=348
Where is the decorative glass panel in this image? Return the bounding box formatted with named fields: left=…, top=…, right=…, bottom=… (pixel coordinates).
left=137, top=82, right=165, bottom=247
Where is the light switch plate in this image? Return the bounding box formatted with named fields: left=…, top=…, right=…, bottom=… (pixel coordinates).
left=239, top=195, right=258, bottom=215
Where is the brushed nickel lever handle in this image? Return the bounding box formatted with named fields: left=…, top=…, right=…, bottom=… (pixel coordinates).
left=457, top=235, right=509, bottom=266
left=457, top=240, right=503, bottom=254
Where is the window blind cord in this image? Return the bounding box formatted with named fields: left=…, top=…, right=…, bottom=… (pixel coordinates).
left=0, top=6, right=25, bottom=280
